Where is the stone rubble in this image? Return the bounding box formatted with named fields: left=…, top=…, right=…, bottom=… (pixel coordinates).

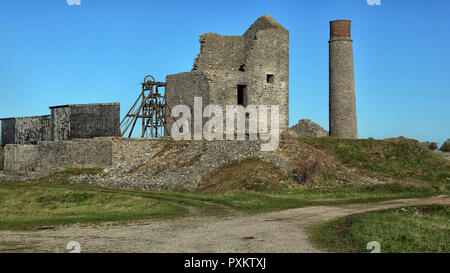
left=286, top=119, right=328, bottom=138
left=69, top=138, right=299, bottom=191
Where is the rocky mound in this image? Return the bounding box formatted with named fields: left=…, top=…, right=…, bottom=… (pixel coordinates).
left=286, top=119, right=328, bottom=138
left=301, top=137, right=450, bottom=185
left=69, top=135, right=358, bottom=191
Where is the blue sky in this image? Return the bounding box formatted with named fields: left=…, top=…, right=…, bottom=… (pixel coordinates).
left=0, top=0, right=449, bottom=143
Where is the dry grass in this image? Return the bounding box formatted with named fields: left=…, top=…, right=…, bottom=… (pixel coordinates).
left=127, top=141, right=190, bottom=174
left=277, top=135, right=361, bottom=186
left=197, top=157, right=294, bottom=193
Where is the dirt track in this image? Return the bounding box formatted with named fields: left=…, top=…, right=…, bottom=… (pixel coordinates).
left=0, top=195, right=448, bottom=253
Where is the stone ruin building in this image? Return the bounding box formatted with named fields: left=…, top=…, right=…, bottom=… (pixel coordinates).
left=0, top=115, right=51, bottom=146
left=0, top=103, right=120, bottom=174
left=1, top=103, right=120, bottom=146
left=164, top=16, right=358, bottom=139
left=165, top=15, right=289, bottom=132
left=0, top=15, right=359, bottom=177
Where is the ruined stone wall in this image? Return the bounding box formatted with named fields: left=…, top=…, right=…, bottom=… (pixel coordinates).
left=203, top=70, right=246, bottom=105
left=15, top=115, right=51, bottom=145
left=1, top=116, right=51, bottom=146
left=2, top=138, right=169, bottom=176
left=166, top=71, right=211, bottom=132
left=4, top=144, right=39, bottom=174
left=42, top=118, right=52, bottom=141
left=111, top=138, right=166, bottom=165
left=193, top=34, right=245, bottom=71
left=166, top=72, right=210, bottom=110
left=38, top=139, right=113, bottom=173
left=1, top=118, right=15, bottom=146
left=202, top=71, right=256, bottom=133
left=1, top=103, right=119, bottom=145
left=243, top=27, right=289, bottom=131
left=0, top=145, right=4, bottom=170
left=51, top=106, right=71, bottom=141
left=166, top=15, right=289, bottom=134
left=3, top=139, right=113, bottom=175
left=50, top=103, right=120, bottom=141
left=201, top=25, right=289, bottom=131
left=69, top=103, right=120, bottom=139
left=69, top=139, right=268, bottom=191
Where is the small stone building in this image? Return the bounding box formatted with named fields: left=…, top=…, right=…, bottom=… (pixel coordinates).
left=1, top=103, right=120, bottom=146
left=50, top=103, right=121, bottom=141
left=0, top=115, right=52, bottom=146
left=165, top=15, right=289, bottom=132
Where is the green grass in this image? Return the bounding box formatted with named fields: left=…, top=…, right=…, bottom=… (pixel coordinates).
left=0, top=169, right=183, bottom=230
left=299, top=137, right=450, bottom=186
left=1, top=135, right=449, bottom=230
left=309, top=204, right=449, bottom=253
left=186, top=183, right=443, bottom=212
left=1, top=168, right=446, bottom=230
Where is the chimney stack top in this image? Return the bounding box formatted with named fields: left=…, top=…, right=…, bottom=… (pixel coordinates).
left=330, top=20, right=351, bottom=38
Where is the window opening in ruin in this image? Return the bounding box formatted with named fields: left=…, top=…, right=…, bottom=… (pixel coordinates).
left=41, top=119, right=49, bottom=127
left=237, top=85, right=247, bottom=106
left=267, top=74, right=274, bottom=83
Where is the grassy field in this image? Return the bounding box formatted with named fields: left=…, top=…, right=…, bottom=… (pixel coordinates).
left=309, top=204, right=449, bottom=253
left=0, top=137, right=448, bottom=231
left=0, top=169, right=184, bottom=230
left=299, top=137, right=450, bottom=187
left=0, top=168, right=446, bottom=230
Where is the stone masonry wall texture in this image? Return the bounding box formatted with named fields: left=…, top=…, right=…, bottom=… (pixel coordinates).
left=329, top=20, right=358, bottom=139
left=166, top=15, right=289, bottom=132
left=1, top=116, right=51, bottom=146
left=51, top=106, right=71, bottom=141
left=1, top=118, right=15, bottom=146
left=51, top=103, right=120, bottom=141
left=4, top=144, right=40, bottom=174
left=111, top=138, right=166, bottom=166
left=69, top=103, right=121, bottom=139
left=1, top=103, right=120, bottom=145
left=38, top=139, right=113, bottom=173
left=15, top=116, right=51, bottom=145
left=0, top=146, right=3, bottom=170
left=3, top=138, right=114, bottom=175
left=68, top=139, right=276, bottom=191
left=2, top=138, right=166, bottom=176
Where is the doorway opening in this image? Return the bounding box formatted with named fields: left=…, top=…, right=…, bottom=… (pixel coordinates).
left=237, top=85, right=247, bottom=106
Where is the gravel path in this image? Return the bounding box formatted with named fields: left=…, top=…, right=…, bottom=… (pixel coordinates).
left=0, top=196, right=448, bottom=253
